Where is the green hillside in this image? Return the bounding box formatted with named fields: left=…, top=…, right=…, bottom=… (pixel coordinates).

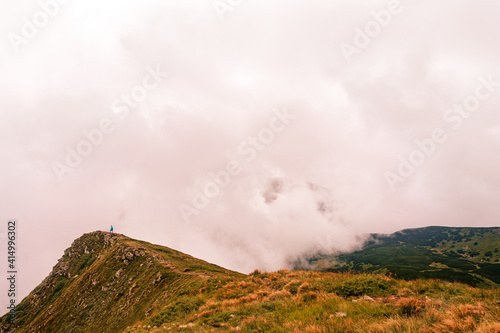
left=1, top=229, right=500, bottom=333
left=0, top=231, right=242, bottom=333
left=304, top=227, right=500, bottom=287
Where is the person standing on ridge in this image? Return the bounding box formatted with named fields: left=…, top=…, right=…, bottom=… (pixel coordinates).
left=110, top=225, right=114, bottom=233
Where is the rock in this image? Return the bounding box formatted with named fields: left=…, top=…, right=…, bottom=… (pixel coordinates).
left=153, top=272, right=163, bottom=285
left=51, top=260, right=72, bottom=279
left=104, top=234, right=118, bottom=248
left=353, top=296, right=375, bottom=303
left=115, top=268, right=125, bottom=278
left=55, top=261, right=70, bottom=277
left=135, top=250, right=146, bottom=257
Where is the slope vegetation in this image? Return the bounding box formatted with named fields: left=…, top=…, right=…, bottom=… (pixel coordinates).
left=1, top=230, right=499, bottom=332
left=305, top=227, right=500, bottom=287
left=0, top=231, right=241, bottom=333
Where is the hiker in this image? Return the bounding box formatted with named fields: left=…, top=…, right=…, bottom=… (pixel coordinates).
left=110, top=225, right=114, bottom=233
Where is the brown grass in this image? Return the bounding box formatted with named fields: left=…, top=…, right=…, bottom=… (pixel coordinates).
left=125, top=271, right=500, bottom=333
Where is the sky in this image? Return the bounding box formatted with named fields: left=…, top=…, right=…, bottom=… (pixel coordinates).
left=1, top=0, right=500, bottom=305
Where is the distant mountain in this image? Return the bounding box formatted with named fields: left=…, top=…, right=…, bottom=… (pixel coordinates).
left=301, top=226, right=500, bottom=287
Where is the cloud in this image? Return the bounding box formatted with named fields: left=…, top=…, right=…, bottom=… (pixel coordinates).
left=1, top=0, right=500, bottom=304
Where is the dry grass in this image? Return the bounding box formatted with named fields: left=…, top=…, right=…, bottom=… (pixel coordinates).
left=125, top=270, right=500, bottom=333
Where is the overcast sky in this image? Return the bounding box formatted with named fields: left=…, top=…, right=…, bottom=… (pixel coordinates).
left=1, top=0, right=500, bottom=304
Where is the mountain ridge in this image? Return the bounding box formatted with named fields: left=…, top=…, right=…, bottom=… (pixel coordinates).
left=2, top=228, right=500, bottom=332
left=0, top=231, right=242, bottom=333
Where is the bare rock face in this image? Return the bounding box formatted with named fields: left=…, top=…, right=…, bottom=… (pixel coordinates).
left=104, top=232, right=120, bottom=248
left=54, top=261, right=70, bottom=278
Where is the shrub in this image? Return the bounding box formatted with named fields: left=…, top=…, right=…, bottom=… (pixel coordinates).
left=327, top=275, right=395, bottom=298
left=78, top=254, right=96, bottom=270
left=250, top=269, right=264, bottom=278
left=202, top=310, right=233, bottom=327
left=284, top=280, right=302, bottom=295
left=300, top=291, right=318, bottom=302
left=397, top=297, right=426, bottom=317
left=51, top=277, right=69, bottom=301
left=148, top=296, right=204, bottom=326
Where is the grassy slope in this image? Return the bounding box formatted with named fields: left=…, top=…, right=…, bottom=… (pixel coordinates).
left=306, top=227, right=500, bottom=287
left=1, top=230, right=499, bottom=333
left=0, top=231, right=242, bottom=333
left=125, top=270, right=500, bottom=333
